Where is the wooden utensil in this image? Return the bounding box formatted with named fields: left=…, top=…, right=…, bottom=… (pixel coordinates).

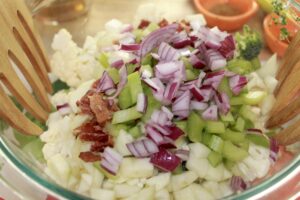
left=266, top=31, right=300, bottom=145
left=0, top=0, right=52, bottom=135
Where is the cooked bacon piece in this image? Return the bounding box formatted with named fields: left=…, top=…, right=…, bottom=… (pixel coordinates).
left=76, top=90, right=95, bottom=115
left=138, top=19, right=150, bottom=29
left=89, top=93, right=114, bottom=125
left=74, top=120, right=102, bottom=136
left=79, top=133, right=109, bottom=142
left=90, top=136, right=114, bottom=152
left=79, top=152, right=101, bottom=162
left=159, top=19, right=169, bottom=28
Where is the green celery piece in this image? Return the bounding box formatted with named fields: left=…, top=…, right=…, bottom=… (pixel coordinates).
left=141, top=91, right=161, bottom=122
left=112, top=106, right=143, bottom=124
left=224, top=159, right=235, bottom=170
left=227, top=59, right=253, bottom=75
left=174, top=121, right=187, bottom=134
left=220, top=112, right=234, bottom=122
left=266, top=130, right=276, bottom=137
left=106, top=124, right=129, bottom=137
left=208, top=151, right=223, bottom=167
left=133, top=29, right=144, bottom=43
left=93, top=162, right=118, bottom=179
left=203, top=132, right=212, bottom=146
left=187, top=112, right=205, bottom=142
left=206, top=121, right=226, bottom=134
left=181, top=57, right=193, bottom=70
left=14, top=130, right=39, bottom=147
left=141, top=54, right=153, bottom=66
left=218, top=77, right=233, bottom=97
left=239, top=105, right=257, bottom=122
left=172, top=164, right=184, bottom=175
left=128, top=126, right=142, bottom=139
left=234, top=117, right=245, bottom=132
left=223, top=141, right=249, bottom=162
left=186, top=69, right=198, bottom=81
left=128, top=72, right=143, bottom=104
left=127, top=64, right=138, bottom=74
left=244, top=119, right=254, bottom=130
left=52, top=79, right=70, bottom=94
left=230, top=96, right=245, bottom=106
left=146, top=22, right=159, bottom=33
left=98, top=53, right=110, bottom=68
left=251, top=57, right=261, bottom=71
left=209, top=135, right=224, bottom=153
left=242, top=91, right=267, bottom=105
left=220, top=129, right=246, bottom=144
left=22, top=138, right=45, bottom=162
left=118, top=85, right=132, bottom=109
left=238, top=140, right=250, bottom=151
left=246, top=134, right=270, bottom=148
left=140, top=65, right=153, bottom=77
left=107, top=68, right=120, bottom=84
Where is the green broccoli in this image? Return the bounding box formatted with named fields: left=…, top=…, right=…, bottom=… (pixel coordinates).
left=235, top=25, right=263, bottom=60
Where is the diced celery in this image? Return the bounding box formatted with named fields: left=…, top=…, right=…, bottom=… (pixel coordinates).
left=238, top=140, right=250, bottom=151
left=227, top=59, right=253, bottom=75
left=141, top=54, right=153, bottom=66
left=230, top=96, right=245, bottom=105
left=187, top=112, right=205, bottom=142
left=223, top=141, right=249, bottom=162
left=246, top=134, right=270, bottom=148
left=118, top=85, right=132, bottom=109
left=146, top=22, right=160, bottom=32
left=98, top=53, right=110, bottom=68
left=186, top=69, right=198, bottom=81
left=140, top=65, right=153, bottom=77
left=181, top=56, right=193, bottom=69
left=220, top=129, right=246, bottom=144
left=128, top=72, right=143, bottom=104
left=128, top=126, right=142, bottom=139
left=22, top=139, right=45, bottom=161
left=133, top=29, right=144, bottom=43
left=208, top=151, right=223, bottom=167
left=266, top=130, right=276, bottom=137
left=239, top=105, right=257, bottom=122
left=233, top=117, right=245, bottom=132
left=127, top=64, right=138, bottom=74
left=242, top=91, right=267, bottom=105
left=220, top=112, right=234, bottom=122
left=172, top=164, right=184, bottom=175
left=209, top=135, right=224, bottom=153
left=107, top=68, right=120, bottom=84
left=174, top=121, right=188, bottom=134
left=218, top=77, right=233, bottom=97
left=141, top=94, right=161, bottom=122
left=206, top=121, right=225, bottom=134
left=251, top=57, right=261, bottom=71
left=106, top=123, right=129, bottom=137
left=112, top=106, right=143, bottom=124
left=244, top=119, right=254, bottom=129
left=202, top=132, right=212, bottom=146
left=224, top=159, right=235, bottom=170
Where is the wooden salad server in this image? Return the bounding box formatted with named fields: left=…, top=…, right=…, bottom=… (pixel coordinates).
left=0, top=0, right=52, bottom=135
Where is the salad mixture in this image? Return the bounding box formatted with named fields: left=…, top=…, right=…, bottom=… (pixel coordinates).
left=23, top=8, right=283, bottom=200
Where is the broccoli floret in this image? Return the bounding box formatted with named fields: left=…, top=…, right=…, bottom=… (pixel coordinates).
left=235, top=25, right=263, bottom=60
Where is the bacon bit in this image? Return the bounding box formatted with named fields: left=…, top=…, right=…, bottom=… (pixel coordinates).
left=76, top=90, right=95, bottom=115
left=91, top=136, right=114, bottom=152
left=159, top=19, right=169, bottom=28
left=178, top=20, right=191, bottom=33
left=74, top=120, right=102, bottom=136
left=138, top=19, right=151, bottom=29
left=89, top=93, right=114, bottom=125
left=79, top=152, right=101, bottom=162
left=79, top=133, right=109, bottom=142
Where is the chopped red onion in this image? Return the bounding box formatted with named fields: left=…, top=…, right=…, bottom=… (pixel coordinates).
left=190, top=85, right=204, bottom=101
left=146, top=125, right=164, bottom=145
left=230, top=176, right=247, bottom=192
left=151, top=78, right=165, bottom=102
left=164, top=125, right=185, bottom=140
left=120, top=44, right=141, bottom=51
left=172, top=91, right=191, bottom=118
left=229, top=75, right=248, bottom=95
left=196, top=71, right=206, bottom=88
left=269, top=138, right=279, bottom=164
left=159, top=137, right=177, bottom=149
left=174, top=149, right=190, bottom=161
left=155, top=61, right=180, bottom=77
left=110, top=59, right=124, bottom=69
left=151, top=53, right=160, bottom=60
left=190, top=101, right=208, bottom=111
left=205, top=49, right=227, bottom=71
left=199, top=85, right=215, bottom=102
left=163, top=80, right=180, bottom=104
left=136, top=93, right=148, bottom=113
left=126, top=138, right=159, bottom=158
left=150, top=148, right=181, bottom=172
left=108, top=66, right=127, bottom=99
left=142, top=77, right=160, bottom=91
left=56, top=103, right=72, bottom=116
left=105, top=88, right=117, bottom=96
left=203, top=70, right=225, bottom=89
left=189, top=54, right=206, bottom=69
left=139, top=23, right=179, bottom=57
left=202, top=105, right=218, bottom=121
left=101, top=147, right=123, bottom=175
left=158, top=42, right=180, bottom=61
left=214, top=92, right=230, bottom=115
left=171, top=31, right=192, bottom=49
left=218, top=35, right=236, bottom=60
left=161, top=106, right=174, bottom=120
left=96, top=71, right=115, bottom=92
left=151, top=110, right=161, bottom=124
left=151, top=123, right=171, bottom=136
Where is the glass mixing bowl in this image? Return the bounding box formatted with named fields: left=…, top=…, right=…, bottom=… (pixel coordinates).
left=0, top=0, right=299, bottom=199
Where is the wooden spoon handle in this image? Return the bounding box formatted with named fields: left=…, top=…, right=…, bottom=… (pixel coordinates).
left=274, top=118, right=300, bottom=145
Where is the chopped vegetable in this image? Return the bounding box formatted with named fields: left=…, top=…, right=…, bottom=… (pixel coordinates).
left=150, top=148, right=181, bottom=172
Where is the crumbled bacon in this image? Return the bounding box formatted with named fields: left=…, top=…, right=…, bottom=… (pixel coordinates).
left=158, top=19, right=169, bottom=28
left=138, top=19, right=151, bottom=29
left=74, top=120, right=102, bottom=136
left=91, top=137, right=114, bottom=152
left=79, top=152, right=101, bottom=162
left=89, top=93, right=114, bottom=125
left=79, top=133, right=109, bottom=142
left=76, top=90, right=95, bottom=115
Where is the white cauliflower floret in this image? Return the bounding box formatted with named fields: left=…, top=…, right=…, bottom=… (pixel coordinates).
left=51, top=29, right=104, bottom=88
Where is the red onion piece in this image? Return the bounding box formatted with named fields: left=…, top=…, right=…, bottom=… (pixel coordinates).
left=120, top=44, right=141, bottom=51
left=172, top=91, right=191, bottom=118
left=230, top=176, right=247, bottom=192
left=196, top=71, right=206, bottom=88
left=126, top=143, right=140, bottom=157
left=151, top=53, right=160, bottom=60
left=159, top=137, right=177, bottom=149
left=190, top=101, right=208, bottom=111
left=190, top=85, right=204, bottom=101
left=151, top=110, right=161, bottom=124
left=56, top=103, right=72, bottom=116
left=205, top=49, right=227, bottom=71
left=158, top=42, right=180, bottom=61
left=203, top=70, right=225, bottom=89
left=136, top=93, right=148, bottom=113
left=161, top=106, right=174, bottom=120
left=202, top=105, right=218, bottom=121
left=146, top=125, right=164, bottom=145
left=229, top=75, right=248, bottom=95
left=108, top=66, right=127, bottom=99
left=151, top=78, right=165, bottom=102
left=164, top=125, right=185, bottom=140
left=218, top=35, right=236, bottom=60
left=214, top=92, right=230, bottom=115
left=96, top=71, right=115, bottom=93
left=189, top=54, right=206, bottom=69
left=150, top=148, right=181, bottom=172
left=269, top=138, right=279, bottom=163
left=171, top=31, right=192, bottom=49
left=110, top=59, right=124, bottom=69
left=174, top=149, right=190, bottom=161
left=139, top=23, right=179, bottom=57
left=142, top=78, right=160, bottom=92
left=151, top=123, right=171, bottom=136
left=100, top=147, right=123, bottom=175
left=155, top=61, right=180, bottom=77
left=199, top=85, right=215, bottom=102
left=163, top=80, right=180, bottom=104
